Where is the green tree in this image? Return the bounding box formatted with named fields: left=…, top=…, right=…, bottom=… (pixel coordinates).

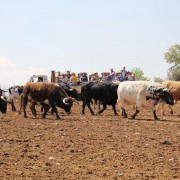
left=131, top=67, right=150, bottom=81
left=167, top=66, right=180, bottom=81
left=164, top=44, right=180, bottom=81
left=154, top=77, right=164, bottom=83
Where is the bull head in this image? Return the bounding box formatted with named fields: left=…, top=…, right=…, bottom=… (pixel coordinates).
left=159, top=89, right=174, bottom=105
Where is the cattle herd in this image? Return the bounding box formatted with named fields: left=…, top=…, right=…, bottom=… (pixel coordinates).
left=0, top=80, right=180, bottom=120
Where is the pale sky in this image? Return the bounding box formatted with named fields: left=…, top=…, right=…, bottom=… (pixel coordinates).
left=0, top=0, right=180, bottom=88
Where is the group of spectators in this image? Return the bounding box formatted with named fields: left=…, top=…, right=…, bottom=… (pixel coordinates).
left=56, top=67, right=135, bottom=86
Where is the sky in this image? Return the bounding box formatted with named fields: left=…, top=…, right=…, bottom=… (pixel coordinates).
left=0, top=0, right=180, bottom=88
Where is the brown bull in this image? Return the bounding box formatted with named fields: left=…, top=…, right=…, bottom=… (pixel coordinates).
left=160, top=81, right=180, bottom=115
left=22, top=82, right=77, bottom=119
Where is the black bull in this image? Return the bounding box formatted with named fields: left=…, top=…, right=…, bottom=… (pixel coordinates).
left=81, top=81, right=119, bottom=115
left=0, top=89, right=8, bottom=113
left=0, top=96, right=7, bottom=113
left=58, top=83, right=78, bottom=100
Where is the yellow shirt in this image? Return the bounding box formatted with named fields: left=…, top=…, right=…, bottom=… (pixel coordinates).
left=70, top=75, right=78, bottom=82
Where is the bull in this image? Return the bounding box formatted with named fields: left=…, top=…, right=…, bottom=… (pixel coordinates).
left=8, top=85, right=23, bottom=111
left=160, top=81, right=180, bottom=115
left=81, top=81, right=119, bottom=115
left=22, top=82, right=77, bottom=119
left=117, top=81, right=174, bottom=120
left=58, top=82, right=79, bottom=100
left=0, top=89, right=8, bottom=113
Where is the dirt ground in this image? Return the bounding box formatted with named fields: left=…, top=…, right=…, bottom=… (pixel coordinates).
left=0, top=102, right=180, bottom=180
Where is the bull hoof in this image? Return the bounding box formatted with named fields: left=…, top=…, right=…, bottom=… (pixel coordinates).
left=56, top=115, right=61, bottom=120
left=154, top=118, right=160, bottom=121
left=96, top=113, right=101, bottom=115
left=123, top=115, right=128, bottom=119
left=130, top=116, right=135, bottom=120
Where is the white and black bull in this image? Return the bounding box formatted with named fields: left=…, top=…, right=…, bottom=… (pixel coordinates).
left=81, top=81, right=119, bottom=115
left=117, top=81, right=174, bottom=120
left=22, top=82, right=77, bottom=119
left=8, top=85, right=24, bottom=111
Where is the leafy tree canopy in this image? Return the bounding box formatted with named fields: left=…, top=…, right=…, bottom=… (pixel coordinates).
left=164, top=44, right=180, bottom=81
left=164, top=44, right=180, bottom=66
left=131, top=67, right=150, bottom=81
left=167, top=66, right=180, bottom=81
left=154, top=77, right=164, bottom=83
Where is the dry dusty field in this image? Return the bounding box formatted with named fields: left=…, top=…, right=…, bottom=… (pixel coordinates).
left=0, top=102, right=180, bottom=180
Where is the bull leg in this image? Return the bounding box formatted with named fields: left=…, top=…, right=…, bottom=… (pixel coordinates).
left=51, top=106, right=60, bottom=120
left=153, top=109, right=159, bottom=120
left=11, top=100, right=16, bottom=111
left=161, top=103, right=165, bottom=115
left=97, top=103, right=106, bottom=114
left=169, top=105, right=173, bottom=115
left=112, top=104, right=118, bottom=115
left=82, top=99, right=95, bottom=115
left=86, top=102, right=95, bottom=115
left=121, top=107, right=127, bottom=118
left=18, top=96, right=23, bottom=114
left=131, top=107, right=140, bottom=119
left=23, top=95, right=28, bottom=118
left=98, top=100, right=101, bottom=109
left=93, top=100, right=101, bottom=110
left=30, top=102, right=37, bottom=117
left=47, top=99, right=60, bottom=119
left=82, top=100, right=87, bottom=114
left=90, top=99, right=96, bottom=109
left=51, top=108, right=55, bottom=114
left=41, top=103, right=52, bottom=119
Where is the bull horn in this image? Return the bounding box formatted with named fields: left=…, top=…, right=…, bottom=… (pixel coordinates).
left=163, top=88, right=169, bottom=91
left=0, top=96, right=9, bottom=102
left=70, top=97, right=81, bottom=105
left=168, top=87, right=173, bottom=91
left=63, top=97, right=70, bottom=105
